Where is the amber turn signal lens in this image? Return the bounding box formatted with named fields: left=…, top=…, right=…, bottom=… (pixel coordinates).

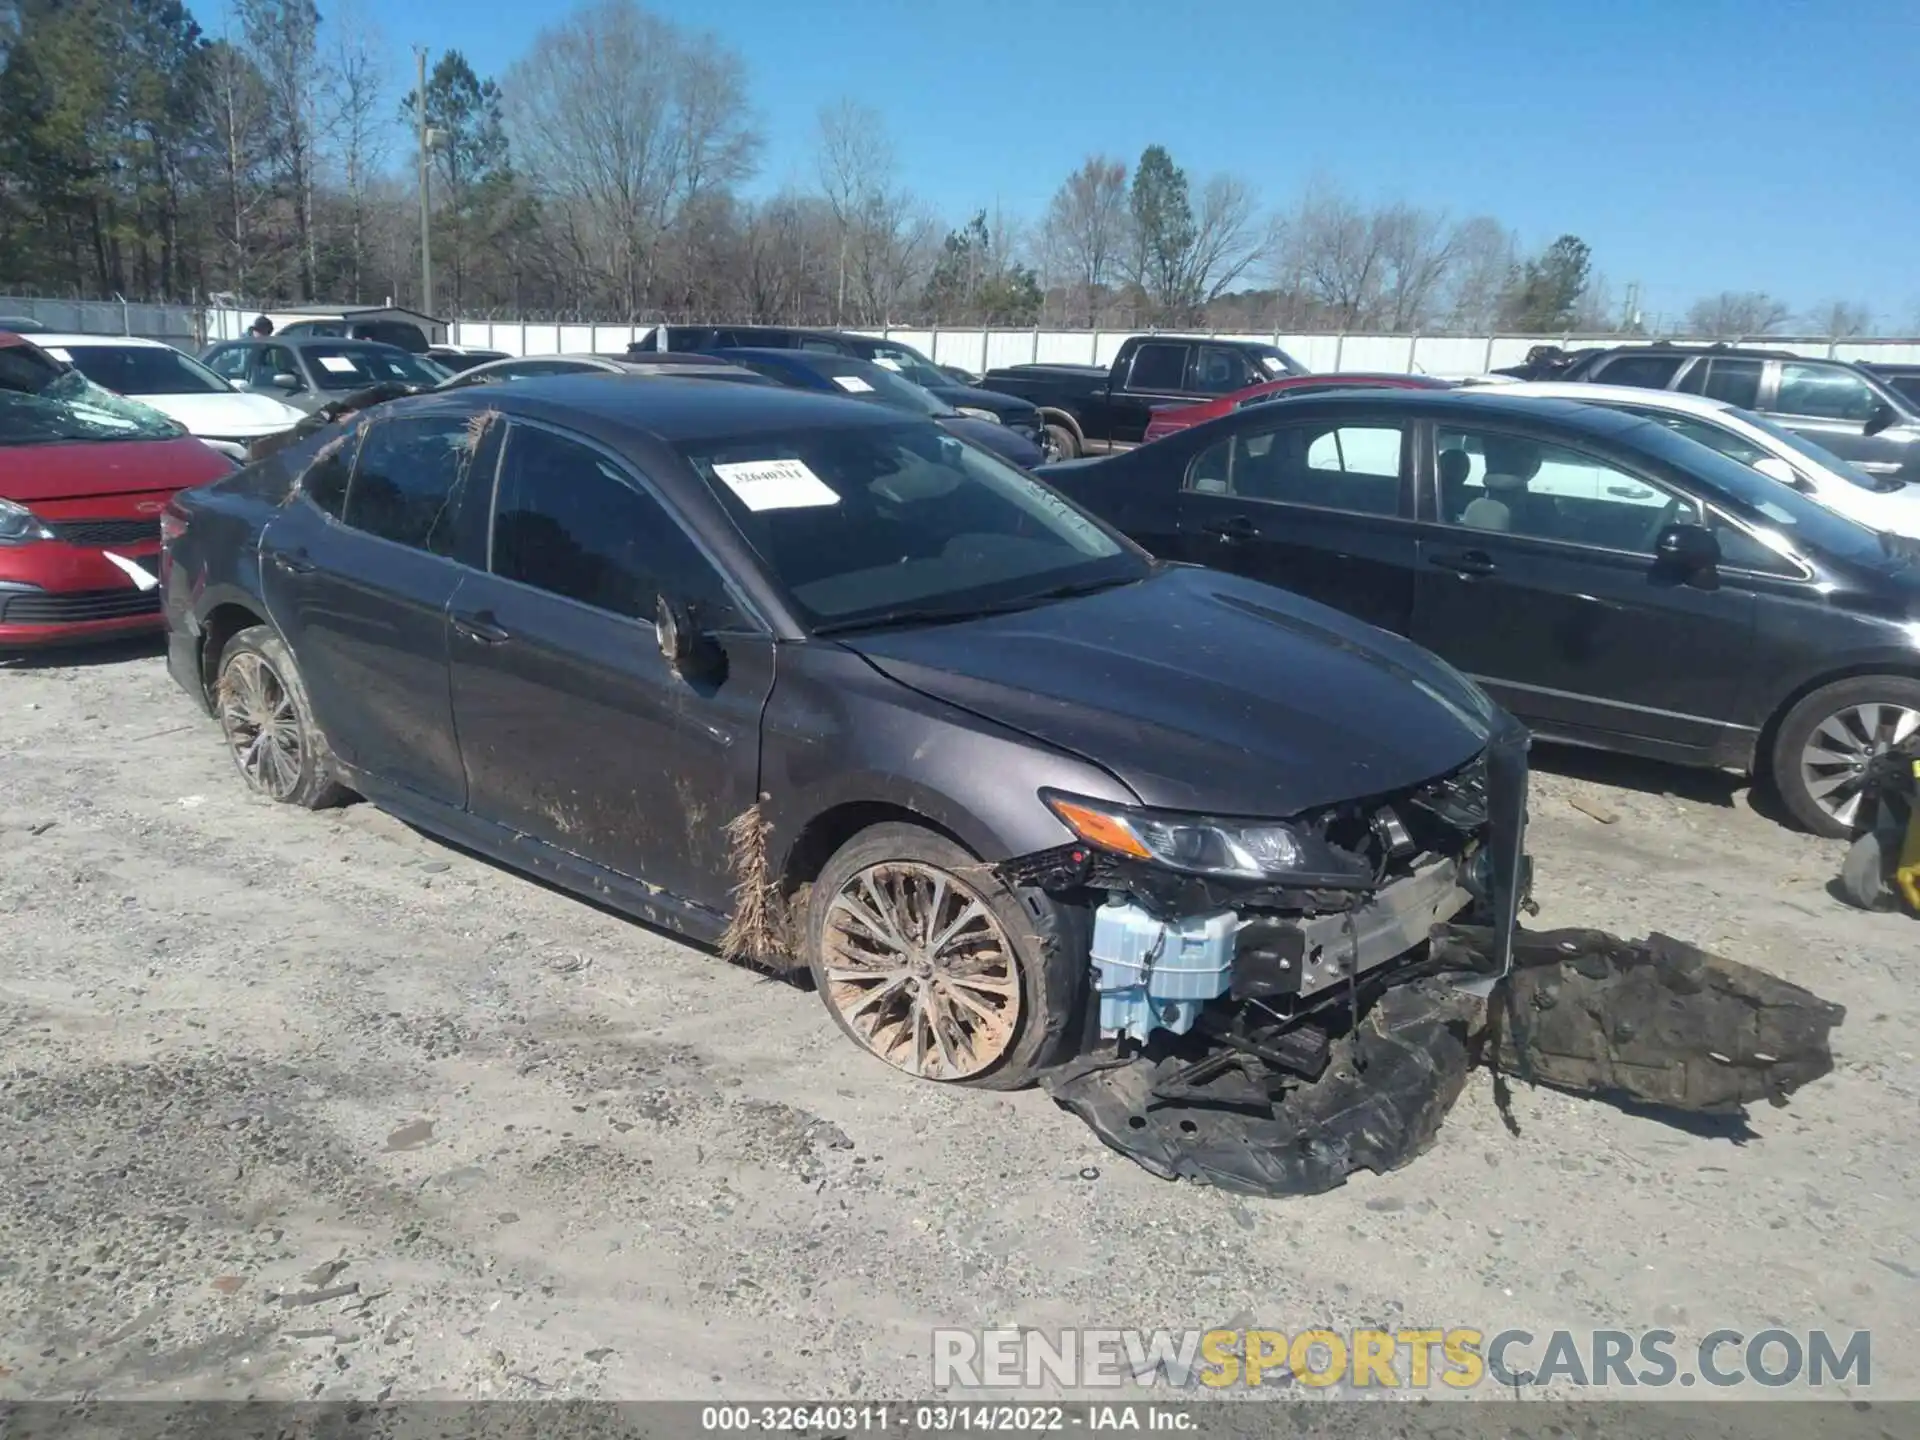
left=1046, top=797, right=1153, bottom=860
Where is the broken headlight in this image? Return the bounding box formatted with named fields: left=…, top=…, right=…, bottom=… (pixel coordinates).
left=1042, top=791, right=1371, bottom=885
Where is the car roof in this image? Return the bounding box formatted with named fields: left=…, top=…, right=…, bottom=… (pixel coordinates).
left=1270, top=387, right=1657, bottom=436
left=218, top=335, right=411, bottom=353
left=1494, top=381, right=1737, bottom=414
left=457, top=372, right=913, bottom=443
left=28, top=332, right=172, bottom=349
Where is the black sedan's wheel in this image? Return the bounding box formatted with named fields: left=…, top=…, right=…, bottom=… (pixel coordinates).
left=215, top=625, right=348, bottom=809
left=807, top=823, right=1081, bottom=1089
left=1770, top=675, right=1920, bottom=837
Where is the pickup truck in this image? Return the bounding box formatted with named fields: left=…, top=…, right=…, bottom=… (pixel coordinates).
left=980, top=335, right=1305, bottom=459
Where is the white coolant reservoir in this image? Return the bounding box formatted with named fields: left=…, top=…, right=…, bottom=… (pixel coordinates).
left=1089, top=897, right=1238, bottom=1043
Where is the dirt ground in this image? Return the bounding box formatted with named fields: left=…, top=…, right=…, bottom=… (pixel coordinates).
left=0, top=637, right=1914, bottom=1405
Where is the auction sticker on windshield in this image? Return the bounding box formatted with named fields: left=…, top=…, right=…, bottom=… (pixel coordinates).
left=316, top=356, right=358, bottom=373
left=872, top=357, right=902, bottom=371
left=833, top=375, right=875, bottom=393
left=713, top=457, right=841, bottom=511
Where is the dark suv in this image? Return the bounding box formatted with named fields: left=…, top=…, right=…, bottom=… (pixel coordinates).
left=631, top=325, right=1044, bottom=446
left=1554, top=344, right=1920, bottom=485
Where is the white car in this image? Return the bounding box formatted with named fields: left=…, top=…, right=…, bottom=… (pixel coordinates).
left=1494, top=381, right=1920, bottom=539
left=31, top=334, right=305, bottom=461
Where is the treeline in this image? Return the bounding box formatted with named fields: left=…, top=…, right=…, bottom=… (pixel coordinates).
left=0, top=0, right=1889, bottom=336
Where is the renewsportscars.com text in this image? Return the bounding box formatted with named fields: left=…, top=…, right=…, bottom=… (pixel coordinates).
left=931, top=1327, right=1872, bottom=1391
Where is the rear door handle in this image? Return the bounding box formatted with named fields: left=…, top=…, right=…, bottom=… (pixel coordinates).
left=451, top=610, right=510, bottom=645
left=1428, top=549, right=1498, bottom=577
left=269, top=548, right=315, bottom=575
left=1200, top=515, right=1258, bottom=542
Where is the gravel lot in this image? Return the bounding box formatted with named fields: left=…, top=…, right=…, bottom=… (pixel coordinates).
left=1, top=637, right=1915, bottom=1405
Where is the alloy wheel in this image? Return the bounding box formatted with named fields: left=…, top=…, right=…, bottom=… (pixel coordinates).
left=1798, top=701, right=1920, bottom=828
left=820, top=861, right=1021, bottom=1081
left=219, top=651, right=304, bottom=800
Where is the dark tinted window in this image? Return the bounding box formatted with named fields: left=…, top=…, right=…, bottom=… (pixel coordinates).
left=1592, top=354, right=1685, bottom=389
left=1773, top=363, right=1878, bottom=422
left=1880, top=373, right=1920, bottom=406
left=1188, top=346, right=1252, bottom=394
left=344, top=416, right=469, bottom=553
left=301, top=428, right=360, bottom=520
left=491, top=425, right=737, bottom=624
left=1126, top=343, right=1189, bottom=391
left=1698, top=358, right=1763, bottom=409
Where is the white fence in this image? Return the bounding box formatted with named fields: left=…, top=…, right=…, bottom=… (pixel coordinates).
left=8, top=294, right=1920, bottom=373
left=447, top=321, right=1920, bottom=375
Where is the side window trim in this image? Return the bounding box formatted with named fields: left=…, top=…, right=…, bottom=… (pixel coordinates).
left=486, top=417, right=770, bottom=635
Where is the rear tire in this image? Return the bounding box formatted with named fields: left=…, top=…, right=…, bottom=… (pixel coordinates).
left=1042, top=424, right=1079, bottom=463
left=806, top=822, right=1083, bottom=1090
left=1768, top=675, right=1920, bottom=837
left=215, top=625, right=349, bottom=809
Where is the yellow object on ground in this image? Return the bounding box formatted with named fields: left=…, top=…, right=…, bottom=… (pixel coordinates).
left=1897, top=758, right=1920, bottom=914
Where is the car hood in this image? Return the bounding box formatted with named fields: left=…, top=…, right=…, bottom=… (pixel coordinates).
left=0, top=436, right=233, bottom=502
left=842, top=565, right=1502, bottom=816
left=928, top=384, right=1040, bottom=422
left=937, top=415, right=1044, bottom=468
left=136, top=390, right=306, bottom=435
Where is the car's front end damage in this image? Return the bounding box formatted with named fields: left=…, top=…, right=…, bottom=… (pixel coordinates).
left=993, top=722, right=1842, bottom=1198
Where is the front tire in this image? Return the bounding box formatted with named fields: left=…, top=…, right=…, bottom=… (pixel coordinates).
left=806, top=822, right=1083, bottom=1089
left=1769, top=675, right=1920, bottom=837
left=1041, top=424, right=1079, bottom=463
left=215, top=625, right=348, bottom=809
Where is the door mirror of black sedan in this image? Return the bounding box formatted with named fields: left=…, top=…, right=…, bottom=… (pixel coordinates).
left=656, top=593, right=695, bottom=666
left=1864, top=400, right=1898, bottom=437
left=1653, top=522, right=1720, bottom=574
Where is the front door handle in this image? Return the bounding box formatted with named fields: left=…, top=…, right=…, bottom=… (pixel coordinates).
left=451, top=610, right=510, bottom=644
left=269, top=548, right=315, bottom=575
left=1428, top=549, right=1498, bottom=577
left=1200, top=515, right=1258, bottom=543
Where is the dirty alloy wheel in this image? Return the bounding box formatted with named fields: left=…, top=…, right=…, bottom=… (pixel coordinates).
left=1041, top=424, right=1078, bottom=463
left=807, top=823, right=1079, bottom=1089
left=215, top=625, right=348, bottom=809
left=1770, top=675, right=1920, bottom=837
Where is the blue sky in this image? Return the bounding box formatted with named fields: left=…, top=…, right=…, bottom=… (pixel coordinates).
left=211, top=0, right=1918, bottom=326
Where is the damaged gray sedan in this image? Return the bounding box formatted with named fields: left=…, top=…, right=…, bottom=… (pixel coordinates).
left=160, top=379, right=1836, bottom=1193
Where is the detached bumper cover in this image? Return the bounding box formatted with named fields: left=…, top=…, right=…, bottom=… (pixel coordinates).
left=1044, top=926, right=1844, bottom=1198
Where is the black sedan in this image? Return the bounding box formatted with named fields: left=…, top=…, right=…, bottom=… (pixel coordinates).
left=1039, top=389, right=1920, bottom=836
left=713, top=348, right=1045, bottom=468
left=161, top=379, right=1526, bottom=1088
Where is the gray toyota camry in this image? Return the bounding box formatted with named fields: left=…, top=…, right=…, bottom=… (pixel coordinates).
left=159, top=378, right=1528, bottom=1089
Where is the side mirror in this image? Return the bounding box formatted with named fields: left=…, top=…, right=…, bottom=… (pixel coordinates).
left=270, top=372, right=303, bottom=392
left=1864, top=401, right=1897, bottom=438
left=656, top=593, right=695, bottom=667
left=1653, top=522, right=1720, bottom=574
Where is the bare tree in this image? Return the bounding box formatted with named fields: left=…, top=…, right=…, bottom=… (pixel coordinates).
left=1441, top=216, right=1516, bottom=330
left=317, top=0, right=388, bottom=302
left=1039, top=156, right=1127, bottom=326
left=506, top=0, right=759, bottom=317
left=203, top=33, right=272, bottom=299
left=1686, top=290, right=1791, bottom=338
left=1370, top=203, right=1455, bottom=331
left=1270, top=182, right=1385, bottom=329
left=1185, top=175, right=1263, bottom=309
left=236, top=0, right=322, bottom=298
left=1803, top=299, right=1872, bottom=338
left=813, top=100, right=933, bottom=325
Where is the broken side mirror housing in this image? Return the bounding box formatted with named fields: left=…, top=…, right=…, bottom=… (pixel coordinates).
left=1864, top=400, right=1898, bottom=438
left=1653, top=521, right=1720, bottom=575
left=656, top=593, right=695, bottom=667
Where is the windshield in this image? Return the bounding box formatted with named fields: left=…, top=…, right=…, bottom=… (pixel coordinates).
left=680, top=420, right=1144, bottom=631
left=1622, top=415, right=1910, bottom=567
left=59, top=343, right=233, bottom=396
left=1735, top=409, right=1901, bottom=493
left=867, top=344, right=953, bottom=391
left=305, top=346, right=443, bottom=391
left=813, top=360, right=949, bottom=417
left=0, top=369, right=187, bottom=446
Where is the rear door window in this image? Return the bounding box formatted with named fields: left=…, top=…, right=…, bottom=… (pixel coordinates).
left=1693, top=358, right=1764, bottom=409
left=341, top=415, right=470, bottom=555
left=1125, top=343, right=1190, bottom=392
left=1591, top=354, right=1686, bottom=389
left=1187, top=419, right=1408, bottom=517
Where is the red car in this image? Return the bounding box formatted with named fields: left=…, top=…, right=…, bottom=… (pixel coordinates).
left=1, top=332, right=233, bottom=648
left=1142, top=372, right=1455, bottom=443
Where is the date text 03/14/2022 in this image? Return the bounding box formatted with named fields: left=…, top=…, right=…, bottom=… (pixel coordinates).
left=699, top=1405, right=1196, bottom=1432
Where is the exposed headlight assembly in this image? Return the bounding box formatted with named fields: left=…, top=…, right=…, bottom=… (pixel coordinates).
left=954, top=406, right=1003, bottom=424
left=1043, top=791, right=1371, bottom=886
left=0, top=497, right=52, bottom=545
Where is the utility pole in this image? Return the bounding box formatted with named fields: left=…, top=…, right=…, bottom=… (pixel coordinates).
left=415, top=45, right=432, bottom=317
